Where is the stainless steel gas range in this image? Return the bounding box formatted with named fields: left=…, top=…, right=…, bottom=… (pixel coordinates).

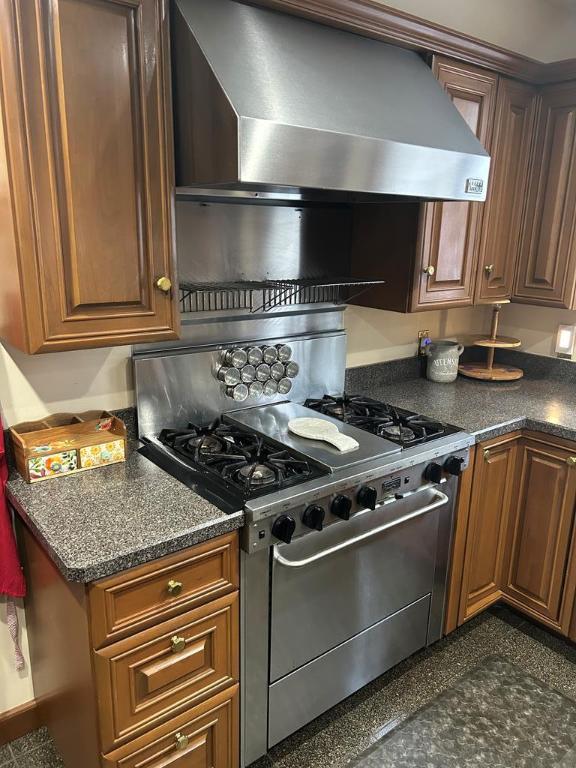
left=134, top=319, right=473, bottom=767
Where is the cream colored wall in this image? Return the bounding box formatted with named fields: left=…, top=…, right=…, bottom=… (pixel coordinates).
left=345, top=305, right=489, bottom=367
left=378, top=0, right=576, bottom=62
left=498, top=304, right=576, bottom=358
left=0, top=343, right=134, bottom=427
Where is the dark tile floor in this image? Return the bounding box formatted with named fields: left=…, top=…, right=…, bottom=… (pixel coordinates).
left=0, top=728, right=63, bottom=768
left=3, top=606, right=575, bottom=768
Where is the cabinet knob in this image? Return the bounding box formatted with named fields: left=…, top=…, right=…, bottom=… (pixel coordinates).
left=484, top=264, right=495, bottom=275
left=156, top=276, right=172, bottom=292
left=167, top=579, right=183, bottom=596
left=483, top=449, right=491, bottom=462
left=174, top=732, right=189, bottom=750
left=423, top=265, right=435, bottom=276
left=567, top=456, right=576, bottom=467
left=171, top=635, right=186, bottom=653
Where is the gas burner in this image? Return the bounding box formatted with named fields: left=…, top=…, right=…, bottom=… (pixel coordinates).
left=158, top=420, right=325, bottom=499
left=187, top=434, right=225, bottom=455
left=305, top=394, right=455, bottom=448
left=380, top=424, right=415, bottom=443
left=238, top=463, right=278, bottom=487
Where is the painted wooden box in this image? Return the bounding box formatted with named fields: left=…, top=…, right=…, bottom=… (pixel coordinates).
left=10, top=411, right=127, bottom=483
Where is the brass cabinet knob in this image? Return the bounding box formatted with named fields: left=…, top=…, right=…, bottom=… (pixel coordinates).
left=483, top=449, right=491, bottom=462
left=171, top=635, right=186, bottom=653
left=567, top=456, right=576, bottom=467
left=423, top=265, right=435, bottom=276
left=174, top=732, right=189, bottom=750
left=156, top=276, right=172, bottom=292
left=484, top=264, right=495, bottom=275
left=167, top=579, right=183, bottom=596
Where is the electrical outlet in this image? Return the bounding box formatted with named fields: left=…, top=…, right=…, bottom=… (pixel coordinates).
left=418, top=330, right=431, bottom=356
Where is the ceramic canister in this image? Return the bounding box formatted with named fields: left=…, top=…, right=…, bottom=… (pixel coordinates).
left=425, top=340, right=464, bottom=383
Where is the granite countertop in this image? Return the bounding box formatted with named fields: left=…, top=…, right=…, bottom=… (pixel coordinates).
left=349, top=371, right=576, bottom=443
left=7, top=443, right=244, bottom=583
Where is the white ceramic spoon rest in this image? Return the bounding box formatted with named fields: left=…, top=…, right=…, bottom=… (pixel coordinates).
left=288, top=417, right=359, bottom=453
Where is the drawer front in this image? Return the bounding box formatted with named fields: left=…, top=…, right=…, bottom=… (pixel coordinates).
left=95, top=593, right=239, bottom=751
left=89, top=532, right=239, bottom=648
left=102, top=684, right=239, bottom=768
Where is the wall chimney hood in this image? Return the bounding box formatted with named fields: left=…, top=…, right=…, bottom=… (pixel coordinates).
left=172, top=0, right=491, bottom=201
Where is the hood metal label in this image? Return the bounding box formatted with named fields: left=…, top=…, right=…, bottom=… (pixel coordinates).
left=465, top=178, right=484, bottom=194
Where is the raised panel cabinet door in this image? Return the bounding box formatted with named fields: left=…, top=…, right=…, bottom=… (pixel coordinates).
left=502, top=436, right=576, bottom=633
left=513, top=81, right=576, bottom=308
left=1, top=0, right=178, bottom=352
left=414, top=57, right=497, bottom=310
left=476, top=79, right=539, bottom=303
left=458, top=435, right=518, bottom=623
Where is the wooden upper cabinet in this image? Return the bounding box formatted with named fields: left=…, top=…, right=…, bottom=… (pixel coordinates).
left=513, top=81, right=576, bottom=308
left=475, top=79, right=539, bottom=303
left=458, top=434, right=518, bottom=623
left=502, top=434, right=576, bottom=634
left=414, top=57, right=497, bottom=310
left=0, top=0, right=178, bottom=353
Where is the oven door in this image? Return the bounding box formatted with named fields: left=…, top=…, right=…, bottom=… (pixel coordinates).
left=270, top=485, right=449, bottom=683
left=267, top=485, right=451, bottom=748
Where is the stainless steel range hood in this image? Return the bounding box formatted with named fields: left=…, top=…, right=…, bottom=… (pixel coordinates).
left=172, top=0, right=491, bottom=201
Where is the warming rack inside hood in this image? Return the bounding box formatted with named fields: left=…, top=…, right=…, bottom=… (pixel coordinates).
left=179, top=278, right=385, bottom=314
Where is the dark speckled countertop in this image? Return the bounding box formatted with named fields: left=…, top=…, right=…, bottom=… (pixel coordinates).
left=7, top=443, right=244, bottom=583
left=346, top=354, right=576, bottom=443
left=8, top=352, right=575, bottom=585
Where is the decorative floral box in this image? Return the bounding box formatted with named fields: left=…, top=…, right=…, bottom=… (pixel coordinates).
left=10, top=411, right=127, bottom=483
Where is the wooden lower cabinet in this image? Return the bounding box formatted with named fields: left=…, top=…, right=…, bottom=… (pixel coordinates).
left=502, top=435, right=576, bottom=633
left=449, top=430, right=576, bottom=637
left=457, top=433, right=519, bottom=623
left=19, top=527, right=240, bottom=768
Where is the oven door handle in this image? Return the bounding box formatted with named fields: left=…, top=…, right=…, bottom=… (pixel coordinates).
left=273, top=489, right=449, bottom=569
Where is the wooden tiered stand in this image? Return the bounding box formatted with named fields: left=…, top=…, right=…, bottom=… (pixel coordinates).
left=458, top=301, right=524, bottom=381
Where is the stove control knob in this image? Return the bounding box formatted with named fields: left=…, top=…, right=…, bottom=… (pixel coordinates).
left=444, top=456, right=465, bottom=476
left=271, top=515, right=296, bottom=544
left=424, top=462, right=443, bottom=483
left=357, top=485, right=378, bottom=510
left=331, top=494, right=352, bottom=520
left=302, top=505, right=325, bottom=531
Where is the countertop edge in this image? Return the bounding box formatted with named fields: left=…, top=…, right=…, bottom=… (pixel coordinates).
left=9, top=488, right=244, bottom=583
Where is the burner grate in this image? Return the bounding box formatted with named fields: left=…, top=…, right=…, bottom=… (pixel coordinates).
left=159, top=420, right=325, bottom=498
left=304, top=395, right=450, bottom=448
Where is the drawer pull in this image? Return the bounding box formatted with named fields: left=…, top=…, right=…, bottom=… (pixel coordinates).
left=174, top=732, right=189, bottom=750
left=167, top=579, right=183, bottom=596
left=567, top=456, right=576, bottom=467
left=483, top=449, right=491, bottom=461
left=484, top=264, right=494, bottom=275
left=423, top=265, right=435, bottom=276
left=170, top=635, right=186, bottom=653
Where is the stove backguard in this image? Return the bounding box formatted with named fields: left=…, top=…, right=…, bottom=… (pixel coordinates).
left=133, top=316, right=347, bottom=438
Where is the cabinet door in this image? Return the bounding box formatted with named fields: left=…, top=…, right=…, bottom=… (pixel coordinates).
left=513, top=81, right=576, bottom=308
left=0, top=0, right=178, bottom=352
left=413, top=58, right=497, bottom=310
left=502, top=436, right=576, bottom=633
left=458, top=435, right=518, bottom=623
left=476, top=79, right=539, bottom=303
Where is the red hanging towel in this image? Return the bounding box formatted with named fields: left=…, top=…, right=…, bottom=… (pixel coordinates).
left=0, top=417, right=26, bottom=598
